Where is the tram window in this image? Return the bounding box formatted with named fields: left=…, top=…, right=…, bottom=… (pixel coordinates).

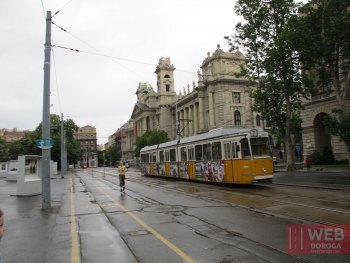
left=224, top=142, right=231, bottom=159
left=188, top=147, right=195, bottom=160
left=195, top=145, right=203, bottom=160
left=170, top=149, right=176, bottom=161
left=232, top=142, right=240, bottom=159
left=142, top=153, right=148, bottom=163
left=159, top=151, right=164, bottom=162
left=212, top=142, right=222, bottom=160
left=165, top=151, right=170, bottom=161
left=180, top=147, right=187, bottom=161
left=250, top=138, right=269, bottom=156
left=203, top=143, right=212, bottom=161
left=152, top=152, right=157, bottom=163
left=241, top=138, right=251, bottom=159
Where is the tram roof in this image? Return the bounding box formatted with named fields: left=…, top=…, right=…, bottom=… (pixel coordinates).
left=141, top=127, right=265, bottom=152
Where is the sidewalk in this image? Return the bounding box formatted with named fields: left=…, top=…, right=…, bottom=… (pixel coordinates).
left=0, top=171, right=137, bottom=263
left=274, top=163, right=350, bottom=173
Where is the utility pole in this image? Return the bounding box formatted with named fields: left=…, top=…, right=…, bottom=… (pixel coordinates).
left=60, top=113, right=65, bottom=178
left=42, top=11, right=52, bottom=210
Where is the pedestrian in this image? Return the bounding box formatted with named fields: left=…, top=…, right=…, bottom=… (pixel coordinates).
left=117, top=161, right=127, bottom=192
left=0, top=209, right=5, bottom=263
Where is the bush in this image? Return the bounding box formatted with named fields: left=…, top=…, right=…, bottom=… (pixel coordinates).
left=321, top=146, right=335, bottom=165
left=309, top=151, right=322, bottom=165
left=309, top=146, right=335, bottom=165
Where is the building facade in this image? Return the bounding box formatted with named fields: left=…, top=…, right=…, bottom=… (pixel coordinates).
left=75, top=125, right=98, bottom=168
left=301, top=94, right=350, bottom=161
left=128, top=45, right=262, bottom=153
left=0, top=128, right=29, bottom=142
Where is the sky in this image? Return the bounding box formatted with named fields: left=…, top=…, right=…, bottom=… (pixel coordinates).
left=0, top=0, right=240, bottom=145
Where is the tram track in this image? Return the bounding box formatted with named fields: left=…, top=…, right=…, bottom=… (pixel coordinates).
left=89, top=169, right=350, bottom=227
left=78, top=170, right=310, bottom=263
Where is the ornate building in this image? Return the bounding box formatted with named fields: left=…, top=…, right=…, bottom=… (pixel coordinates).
left=130, top=45, right=262, bottom=145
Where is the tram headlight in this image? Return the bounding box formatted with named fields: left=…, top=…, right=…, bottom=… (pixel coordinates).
left=262, top=168, right=267, bottom=174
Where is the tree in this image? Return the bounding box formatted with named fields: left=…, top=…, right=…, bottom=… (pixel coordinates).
left=5, top=114, right=81, bottom=168
left=226, top=0, right=308, bottom=170
left=295, top=0, right=350, bottom=167
left=324, top=109, right=350, bottom=169
left=134, top=130, right=169, bottom=157
left=0, top=138, right=9, bottom=162
left=106, top=144, right=121, bottom=166
left=8, top=131, right=41, bottom=159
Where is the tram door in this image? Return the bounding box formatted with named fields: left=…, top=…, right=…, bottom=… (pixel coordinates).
left=223, top=141, right=240, bottom=182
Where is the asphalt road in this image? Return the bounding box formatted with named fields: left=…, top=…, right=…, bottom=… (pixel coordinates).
left=1, top=168, right=349, bottom=263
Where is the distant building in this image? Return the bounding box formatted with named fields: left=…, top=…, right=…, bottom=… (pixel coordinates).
left=0, top=128, right=30, bottom=142
left=75, top=125, right=98, bottom=168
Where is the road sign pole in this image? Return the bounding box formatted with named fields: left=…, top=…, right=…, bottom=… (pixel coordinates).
left=42, top=10, right=52, bottom=210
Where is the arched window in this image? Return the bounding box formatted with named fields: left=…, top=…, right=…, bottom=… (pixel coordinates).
left=234, top=110, right=241, bottom=126
left=256, top=115, right=261, bottom=126
left=164, top=74, right=170, bottom=78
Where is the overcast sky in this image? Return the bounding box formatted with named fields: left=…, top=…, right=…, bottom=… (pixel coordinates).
left=1, top=0, right=240, bottom=145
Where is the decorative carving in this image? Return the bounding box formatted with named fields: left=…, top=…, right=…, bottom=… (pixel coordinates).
left=197, top=69, right=203, bottom=81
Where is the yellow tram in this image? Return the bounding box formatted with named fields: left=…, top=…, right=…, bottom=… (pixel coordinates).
left=140, top=128, right=273, bottom=184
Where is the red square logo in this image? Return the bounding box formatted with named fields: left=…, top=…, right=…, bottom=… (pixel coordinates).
left=287, top=224, right=350, bottom=254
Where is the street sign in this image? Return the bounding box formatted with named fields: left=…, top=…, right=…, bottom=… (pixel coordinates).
left=36, top=139, right=54, bottom=149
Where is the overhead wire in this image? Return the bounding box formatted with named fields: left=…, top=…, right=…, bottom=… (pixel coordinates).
left=51, top=48, right=63, bottom=114
left=50, top=21, right=196, bottom=78
left=40, top=0, right=46, bottom=20
left=52, top=0, right=75, bottom=18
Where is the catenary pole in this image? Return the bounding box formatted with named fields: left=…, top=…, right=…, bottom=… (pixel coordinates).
left=42, top=11, right=52, bottom=209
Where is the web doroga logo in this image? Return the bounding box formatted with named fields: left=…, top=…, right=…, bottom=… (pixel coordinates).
left=286, top=224, right=350, bottom=254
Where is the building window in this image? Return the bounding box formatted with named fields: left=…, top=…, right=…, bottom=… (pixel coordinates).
left=234, top=110, right=241, bottom=126
left=232, top=92, right=241, bottom=103
left=256, top=115, right=261, bottom=127
left=164, top=74, right=170, bottom=78
left=166, top=84, right=170, bottom=92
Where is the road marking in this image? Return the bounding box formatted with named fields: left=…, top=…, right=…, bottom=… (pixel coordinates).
left=70, top=178, right=81, bottom=263
left=88, top=179, right=196, bottom=263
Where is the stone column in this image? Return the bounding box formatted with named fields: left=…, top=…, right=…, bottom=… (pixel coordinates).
left=198, top=97, right=204, bottom=131
left=208, top=92, right=215, bottom=128
left=193, top=103, right=198, bottom=133
left=189, top=105, right=193, bottom=136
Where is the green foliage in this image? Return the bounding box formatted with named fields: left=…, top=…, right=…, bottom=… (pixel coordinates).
left=309, top=146, right=335, bottom=165
left=0, top=138, right=9, bottom=162
left=97, top=150, right=105, bottom=166
left=295, top=0, right=350, bottom=97
left=323, top=109, right=350, bottom=148
left=134, top=130, right=169, bottom=157
left=226, top=0, right=308, bottom=170
left=3, top=114, right=81, bottom=167
left=106, top=144, right=121, bottom=166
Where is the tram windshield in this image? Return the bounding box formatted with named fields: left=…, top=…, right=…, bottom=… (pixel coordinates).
left=250, top=137, right=270, bottom=157
left=240, top=137, right=270, bottom=159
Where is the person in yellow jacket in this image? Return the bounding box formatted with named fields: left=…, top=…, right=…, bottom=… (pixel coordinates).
left=117, top=161, right=127, bottom=192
